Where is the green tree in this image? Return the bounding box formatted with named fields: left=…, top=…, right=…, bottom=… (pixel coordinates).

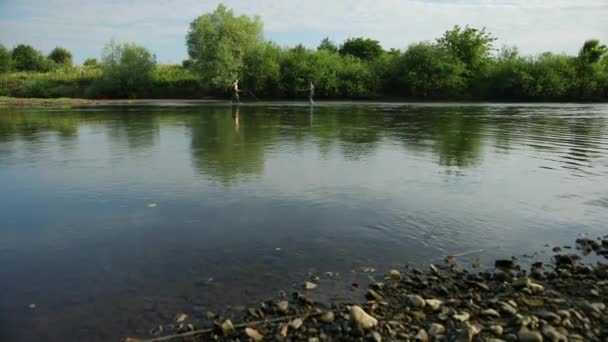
left=48, top=47, right=73, bottom=66
left=0, top=43, right=11, bottom=73
left=83, top=58, right=97, bottom=66
left=186, top=4, right=263, bottom=90
left=11, top=44, right=49, bottom=71
left=393, top=42, right=466, bottom=98
left=339, top=37, right=383, bottom=61
left=317, top=37, right=338, bottom=53
left=242, top=41, right=282, bottom=97
left=436, top=25, right=496, bottom=76
left=93, top=40, right=156, bottom=98
left=576, top=39, right=608, bottom=99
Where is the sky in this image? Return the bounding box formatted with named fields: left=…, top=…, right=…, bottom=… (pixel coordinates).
left=0, top=0, right=607, bottom=64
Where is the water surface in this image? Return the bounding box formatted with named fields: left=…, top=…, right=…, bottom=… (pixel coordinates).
left=1, top=102, right=607, bottom=341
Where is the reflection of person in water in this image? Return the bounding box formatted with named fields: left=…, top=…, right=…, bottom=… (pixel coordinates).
left=309, top=104, right=314, bottom=128
left=232, top=105, right=240, bottom=131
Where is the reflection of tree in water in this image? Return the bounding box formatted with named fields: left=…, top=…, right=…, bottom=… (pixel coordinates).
left=0, top=110, right=80, bottom=142
left=189, top=106, right=279, bottom=185
left=106, top=109, right=160, bottom=151
left=387, top=106, right=486, bottom=168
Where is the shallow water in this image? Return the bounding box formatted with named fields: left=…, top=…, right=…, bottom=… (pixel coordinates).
left=0, top=102, right=607, bottom=341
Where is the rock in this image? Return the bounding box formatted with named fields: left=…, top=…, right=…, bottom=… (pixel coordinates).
left=537, top=310, right=560, bottom=324
left=541, top=325, right=566, bottom=342
left=556, top=310, right=570, bottom=319
left=290, top=318, right=303, bottom=330
left=245, top=327, right=264, bottom=341
left=425, top=299, right=443, bottom=311
left=308, top=338, right=320, bottom=342
left=453, top=312, right=470, bottom=322
left=428, top=323, right=445, bottom=336
left=350, top=305, right=378, bottom=330
left=367, top=289, right=383, bottom=301
left=554, top=254, right=579, bottom=268
left=276, top=300, right=289, bottom=314
left=552, top=246, right=561, bottom=252
left=481, top=308, right=501, bottom=318
left=514, top=277, right=531, bottom=289
left=518, top=329, right=543, bottom=342
left=414, top=328, right=429, bottom=342
left=221, top=320, right=234, bottom=336
left=499, top=302, right=518, bottom=316
left=304, top=281, right=317, bottom=290
left=488, top=325, right=503, bottom=336
left=474, top=281, right=490, bottom=291
left=407, top=295, right=426, bottom=309
left=529, top=283, right=544, bottom=293
left=389, top=269, right=401, bottom=279
left=371, top=331, right=382, bottom=342
left=320, top=311, right=335, bottom=323
left=174, top=313, right=188, bottom=323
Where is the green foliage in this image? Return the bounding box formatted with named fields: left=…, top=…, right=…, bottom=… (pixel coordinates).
left=339, top=37, right=383, bottom=61
left=11, top=44, right=50, bottom=71
left=242, top=42, right=281, bottom=96
left=436, top=25, right=496, bottom=78
left=0, top=43, right=11, bottom=73
left=186, top=4, right=263, bottom=90
left=91, top=40, right=156, bottom=98
left=83, top=58, right=97, bottom=66
left=579, top=39, right=607, bottom=64
left=317, top=37, right=338, bottom=53
left=393, top=42, right=466, bottom=99
left=48, top=47, right=73, bottom=66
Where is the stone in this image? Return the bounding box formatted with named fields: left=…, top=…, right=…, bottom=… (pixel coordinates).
left=408, top=295, right=426, bottom=309
left=367, top=289, right=383, bottom=301
left=488, top=325, right=503, bottom=336
left=428, top=323, right=445, bottom=336
left=221, top=320, right=234, bottom=336
left=554, top=254, right=579, bottom=268
left=414, top=329, right=429, bottom=342
left=371, top=331, right=382, bottom=342
left=350, top=305, right=378, bottom=330
left=304, top=281, right=317, bottom=290
left=499, top=302, right=518, bottom=316
left=245, top=327, right=263, bottom=341
left=425, top=299, right=443, bottom=311
left=389, top=269, right=401, bottom=279
left=518, top=329, right=543, bottom=342
left=537, top=310, right=560, bottom=324
left=495, top=259, right=515, bottom=269
left=514, top=277, right=531, bottom=289
left=290, top=318, right=303, bottom=330
left=541, top=325, right=567, bottom=342
left=453, top=312, right=470, bottom=322
left=481, top=308, right=501, bottom=318
left=320, top=311, right=335, bottom=323
left=529, top=283, right=544, bottom=293
left=276, top=300, right=289, bottom=314
left=174, top=313, right=188, bottom=323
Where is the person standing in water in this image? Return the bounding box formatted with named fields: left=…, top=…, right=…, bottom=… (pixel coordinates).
left=308, top=81, right=315, bottom=104
left=230, top=79, right=240, bottom=104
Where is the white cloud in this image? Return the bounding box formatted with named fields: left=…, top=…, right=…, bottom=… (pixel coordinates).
left=0, top=0, right=606, bottom=64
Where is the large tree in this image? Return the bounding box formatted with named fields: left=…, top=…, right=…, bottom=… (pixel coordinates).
left=11, top=44, right=49, bottom=71
left=48, top=47, right=73, bottom=66
left=339, top=37, right=383, bottom=61
left=186, top=4, right=263, bottom=89
left=0, top=43, right=11, bottom=73
left=436, top=25, right=496, bottom=76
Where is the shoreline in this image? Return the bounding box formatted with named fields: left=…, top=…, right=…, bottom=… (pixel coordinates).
left=1, top=96, right=607, bottom=108
left=126, top=238, right=608, bottom=342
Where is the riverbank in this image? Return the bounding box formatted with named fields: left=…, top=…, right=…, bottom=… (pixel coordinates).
left=126, top=238, right=608, bottom=342
left=0, top=96, right=224, bottom=107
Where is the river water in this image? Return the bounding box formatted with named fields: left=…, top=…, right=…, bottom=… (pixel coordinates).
left=0, top=102, right=607, bottom=341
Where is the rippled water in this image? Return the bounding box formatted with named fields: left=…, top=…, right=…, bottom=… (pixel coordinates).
left=0, top=102, right=607, bottom=341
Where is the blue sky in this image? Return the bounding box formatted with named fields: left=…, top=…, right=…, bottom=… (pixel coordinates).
left=0, top=0, right=607, bottom=64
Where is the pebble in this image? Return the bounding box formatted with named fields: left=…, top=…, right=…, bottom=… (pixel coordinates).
left=367, top=289, right=383, bottom=301
left=414, top=328, right=429, bottom=342
left=453, top=312, right=470, bottom=322
left=174, top=313, right=187, bottom=323
left=320, top=311, right=335, bottom=323
left=389, top=269, right=401, bottom=279
left=481, top=308, right=501, bottom=318
left=290, top=318, right=303, bottom=329
left=518, top=329, right=543, bottom=342
left=407, top=295, right=426, bottom=309
left=221, top=320, right=234, bottom=336
left=276, top=300, right=289, bottom=314
left=529, top=282, right=544, bottom=293
left=425, top=299, right=443, bottom=311
left=541, top=325, right=567, bottom=342
left=499, top=302, right=518, bottom=316
left=350, top=305, right=377, bottom=330
left=304, top=281, right=317, bottom=290
left=488, top=325, right=503, bottom=336
left=372, top=331, right=382, bottom=342
left=428, top=323, right=445, bottom=336
left=245, top=327, right=264, bottom=341
left=514, top=277, right=531, bottom=289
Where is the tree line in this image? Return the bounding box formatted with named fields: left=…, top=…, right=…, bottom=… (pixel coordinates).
left=1, top=4, right=607, bottom=101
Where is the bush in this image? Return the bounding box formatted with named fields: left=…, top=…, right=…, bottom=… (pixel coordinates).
left=90, top=40, right=156, bottom=98
left=48, top=47, right=73, bottom=66
left=83, top=58, right=97, bottom=66
left=0, top=43, right=11, bottom=73
left=11, top=44, right=50, bottom=71
left=13, top=79, right=51, bottom=98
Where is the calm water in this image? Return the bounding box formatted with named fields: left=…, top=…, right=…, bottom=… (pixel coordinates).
left=1, top=102, right=607, bottom=341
